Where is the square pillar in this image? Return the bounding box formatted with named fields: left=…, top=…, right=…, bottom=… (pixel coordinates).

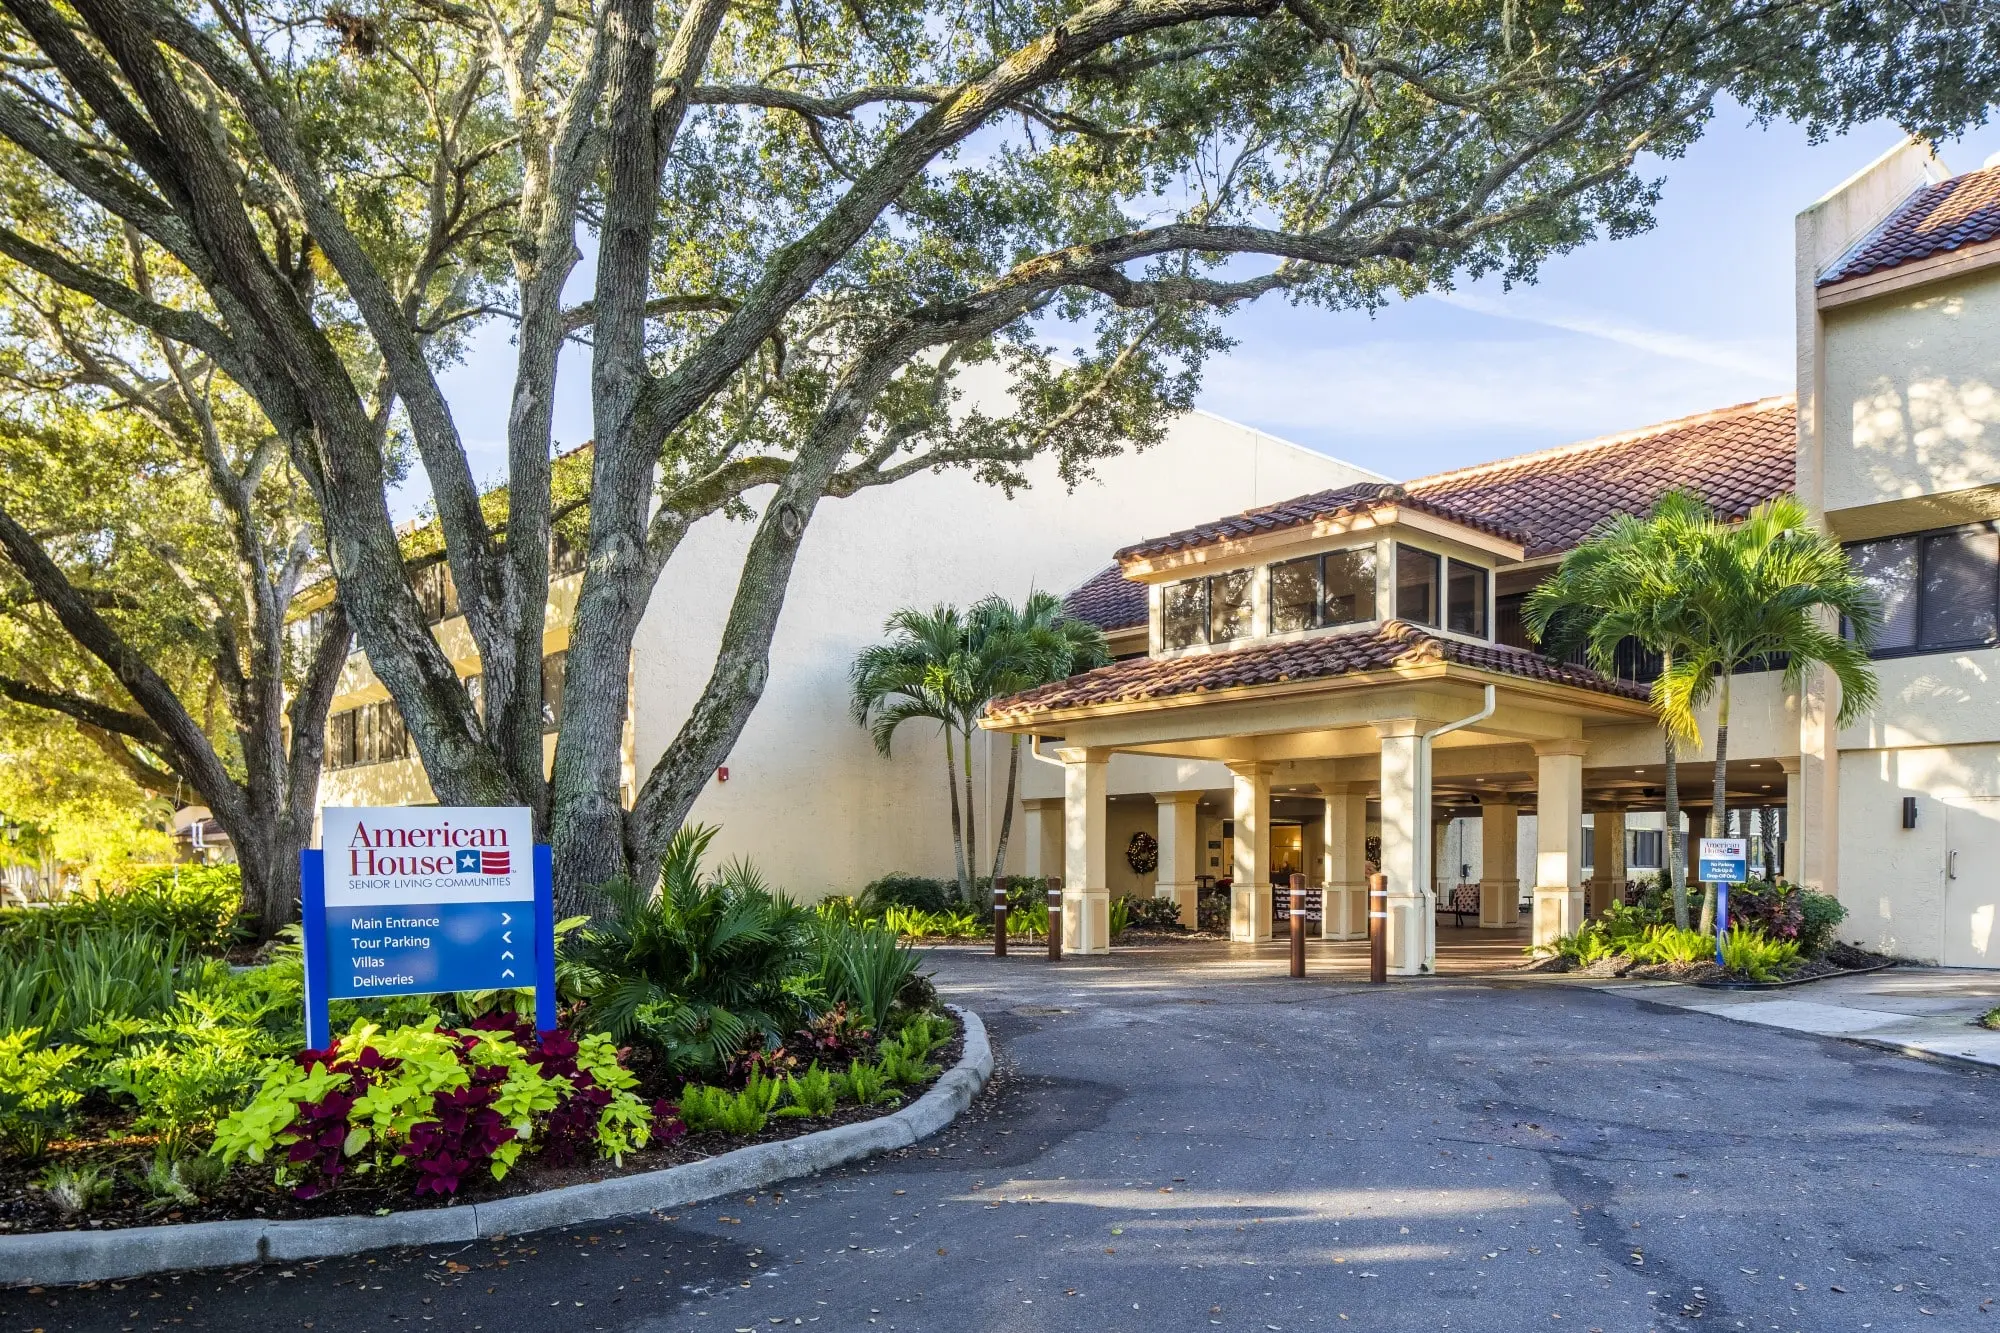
left=1059, top=747, right=1110, bottom=955
left=1682, top=806, right=1709, bottom=887
left=1153, top=791, right=1202, bottom=928
left=1318, top=784, right=1369, bottom=940
left=1532, top=739, right=1588, bottom=945
left=1776, top=757, right=1799, bottom=881
left=1021, top=798, right=1063, bottom=883
left=1478, top=800, right=1520, bottom=928
left=1375, top=721, right=1431, bottom=974
left=1228, top=762, right=1273, bottom=942
left=1588, top=806, right=1627, bottom=918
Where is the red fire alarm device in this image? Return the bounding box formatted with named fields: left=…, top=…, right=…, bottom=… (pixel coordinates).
left=716, top=766, right=730, bottom=783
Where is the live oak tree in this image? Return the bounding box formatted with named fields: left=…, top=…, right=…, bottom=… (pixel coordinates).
left=0, top=0, right=1990, bottom=912
left=0, top=277, right=346, bottom=933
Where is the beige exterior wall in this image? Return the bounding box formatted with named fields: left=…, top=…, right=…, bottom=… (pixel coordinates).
left=1820, top=266, right=2000, bottom=529
left=1796, top=142, right=2000, bottom=966
left=629, top=361, right=1380, bottom=897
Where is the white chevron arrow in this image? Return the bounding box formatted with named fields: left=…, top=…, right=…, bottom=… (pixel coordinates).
left=501, top=912, right=513, bottom=925
left=501, top=951, right=514, bottom=961
left=502, top=931, right=513, bottom=944
left=501, top=969, right=515, bottom=980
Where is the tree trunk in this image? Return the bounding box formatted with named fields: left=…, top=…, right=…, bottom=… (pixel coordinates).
left=1699, top=679, right=1732, bottom=935
left=960, top=724, right=978, bottom=906
left=989, top=734, right=1022, bottom=887
left=1664, top=731, right=1688, bottom=929
left=944, top=724, right=969, bottom=898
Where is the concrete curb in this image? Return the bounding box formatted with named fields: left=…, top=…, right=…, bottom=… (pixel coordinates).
left=2, top=1005, right=992, bottom=1289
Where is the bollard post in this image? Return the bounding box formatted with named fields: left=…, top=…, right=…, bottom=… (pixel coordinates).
left=1289, top=872, right=1307, bottom=979
left=1368, top=872, right=1388, bottom=984
left=993, top=884, right=1009, bottom=957
left=1046, top=877, right=1063, bottom=962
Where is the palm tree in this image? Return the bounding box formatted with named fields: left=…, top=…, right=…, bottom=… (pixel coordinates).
left=1656, top=495, right=1879, bottom=931
left=1525, top=490, right=1710, bottom=928
left=967, top=592, right=1111, bottom=886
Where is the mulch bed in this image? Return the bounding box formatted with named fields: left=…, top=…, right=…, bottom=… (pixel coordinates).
left=0, top=1016, right=963, bottom=1239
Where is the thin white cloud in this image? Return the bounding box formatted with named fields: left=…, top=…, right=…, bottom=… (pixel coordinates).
left=1429, top=289, right=1790, bottom=382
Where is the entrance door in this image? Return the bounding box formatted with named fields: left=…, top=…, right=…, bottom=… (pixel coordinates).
left=1943, top=798, right=2000, bottom=968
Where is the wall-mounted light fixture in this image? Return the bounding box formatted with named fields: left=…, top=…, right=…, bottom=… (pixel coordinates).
left=1901, top=795, right=1918, bottom=830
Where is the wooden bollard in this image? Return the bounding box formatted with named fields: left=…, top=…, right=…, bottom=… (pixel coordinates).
left=1046, top=877, right=1063, bottom=962
left=1368, top=872, right=1388, bottom=984
left=1289, top=872, right=1307, bottom=979
left=992, top=885, right=1009, bottom=957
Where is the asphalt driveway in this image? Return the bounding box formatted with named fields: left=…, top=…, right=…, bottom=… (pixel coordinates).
left=7, top=946, right=1999, bottom=1332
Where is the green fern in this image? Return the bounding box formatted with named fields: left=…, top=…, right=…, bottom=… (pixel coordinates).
left=774, top=1063, right=838, bottom=1119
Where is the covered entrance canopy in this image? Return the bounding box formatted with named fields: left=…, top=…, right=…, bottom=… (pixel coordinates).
left=983, top=619, right=1660, bottom=975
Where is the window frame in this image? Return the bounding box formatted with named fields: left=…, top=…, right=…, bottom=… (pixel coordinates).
left=1161, top=576, right=1210, bottom=650
left=1394, top=544, right=1442, bottom=628
left=1444, top=557, right=1490, bottom=640
left=1845, top=520, right=2000, bottom=659
left=1206, top=568, right=1256, bottom=643
left=1265, top=545, right=1379, bottom=635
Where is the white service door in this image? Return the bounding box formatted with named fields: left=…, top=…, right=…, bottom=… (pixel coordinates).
left=1943, top=798, right=2000, bottom=969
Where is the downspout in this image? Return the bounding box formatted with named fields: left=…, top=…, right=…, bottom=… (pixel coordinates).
left=1414, top=683, right=1497, bottom=972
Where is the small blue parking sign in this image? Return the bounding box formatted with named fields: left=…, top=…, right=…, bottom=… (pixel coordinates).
left=301, top=806, right=555, bottom=1048
left=1698, top=837, right=1748, bottom=884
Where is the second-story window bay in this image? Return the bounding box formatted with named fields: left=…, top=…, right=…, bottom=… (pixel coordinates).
left=1269, top=548, right=1378, bottom=633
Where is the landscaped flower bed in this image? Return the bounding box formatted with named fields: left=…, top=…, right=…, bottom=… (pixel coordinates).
left=0, top=826, right=958, bottom=1237
left=1523, top=879, right=1888, bottom=983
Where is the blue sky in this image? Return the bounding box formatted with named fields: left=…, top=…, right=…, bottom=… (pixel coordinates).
left=427, top=113, right=2000, bottom=514
left=1201, top=113, right=2000, bottom=481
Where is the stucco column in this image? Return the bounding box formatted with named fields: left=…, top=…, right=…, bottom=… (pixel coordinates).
left=1375, top=721, right=1431, bottom=974
left=1682, top=805, right=1709, bottom=888
left=1532, top=740, right=1588, bottom=944
left=1478, top=800, right=1520, bottom=928
left=1318, top=784, right=1369, bottom=940
left=1227, top=762, right=1273, bottom=942
left=1152, top=791, right=1202, bottom=928
left=1588, top=806, right=1627, bottom=918
left=1776, top=756, right=1800, bottom=881
left=1058, top=747, right=1110, bottom=955
left=1021, top=798, right=1064, bottom=883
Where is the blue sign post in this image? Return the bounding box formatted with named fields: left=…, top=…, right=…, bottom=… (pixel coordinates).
left=301, top=807, right=556, bottom=1051
left=1698, top=836, right=1748, bottom=967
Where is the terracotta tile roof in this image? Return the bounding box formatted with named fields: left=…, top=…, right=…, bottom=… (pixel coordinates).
left=1113, top=481, right=1526, bottom=564
left=1819, top=164, right=2000, bottom=287
left=985, top=620, right=1648, bottom=721
left=1062, top=564, right=1149, bottom=632
left=1403, top=397, right=1796, bottom=559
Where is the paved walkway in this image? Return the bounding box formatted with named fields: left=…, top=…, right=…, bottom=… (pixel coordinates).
left=1598, top=966, right=2000, bottom=1070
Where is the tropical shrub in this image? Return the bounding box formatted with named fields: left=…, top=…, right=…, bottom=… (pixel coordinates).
left=0, top=1030, right=87, bottom=1159
left=860, top=874, right=952, bottom=914
left=0, top=922, right=217, bottom=1037
left=1719, top=925, right=1802, bottom=982
left=810, top=918, right=922, bottom=1030
left=1197, top=892, right=1229, bottom=933
left=1123, top=896, right=1187, bottom=931
left=877, top=904, right=983, bottom=939
left=0, top=865, right=243, bottom=956
left=562, top=825, right=810, bottom=1073
left=1107, top=896, right=1131, bottom=939
left=838, top=1058, right=896, bottom=1106
left=774, top=1063, right=839, bottom=1119
left=212, top=1015, right=658, bottom=1198
left=37, top=1162, right=112, bottom=1216
left=1796, top=890, right=1848, bottom=956
left=1626, top=925, right=1711, bottom=966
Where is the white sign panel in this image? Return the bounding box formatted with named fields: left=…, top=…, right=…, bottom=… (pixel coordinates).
left=322, top=805, right=534, bottom=908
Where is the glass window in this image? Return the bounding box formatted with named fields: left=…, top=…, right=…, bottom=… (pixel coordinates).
left=1849, top=537, right=1919, bottom=649
left=1208, top=570, right=1255, bottom=642
left=1396, top=545, right=1440, bottom=626
left=1446, top=559, right=1489, bottom=637
left=1323, top=548, right=1376, bottom=625
left=1162, top=579, right=1206, bottom=650
left=1920, top=528, right=1998, bottom=648
left=325, top=709, right=355, bottom=771
left=1268, top=557, right=1320, bottom=633
left=1846, top=525, right=1998, bottom=654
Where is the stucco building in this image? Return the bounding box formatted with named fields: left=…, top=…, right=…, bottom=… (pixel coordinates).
left=987, top=140, right=2000, bottom=971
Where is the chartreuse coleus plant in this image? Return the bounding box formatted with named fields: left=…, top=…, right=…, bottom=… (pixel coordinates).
left=212, top=1018, right=660, bottom=1198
